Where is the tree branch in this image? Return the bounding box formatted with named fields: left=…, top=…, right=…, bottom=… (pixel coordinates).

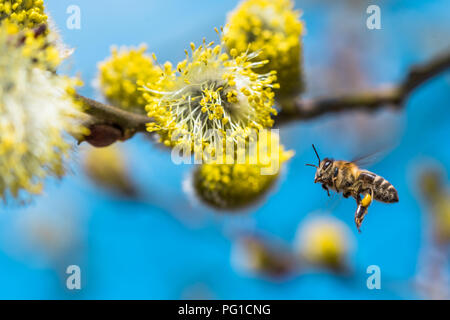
left=275, top=51, right=450, bottom=124
left=77, top=50, right=450, bottom=146
left=75, top=94, right=151, bottom=147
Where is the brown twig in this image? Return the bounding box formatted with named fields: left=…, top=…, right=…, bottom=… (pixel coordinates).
left=275, top=51, right=450, bottom=124
left=75, top=94, right=151, bottom=147
left=77, top=51, right=450, bottom=146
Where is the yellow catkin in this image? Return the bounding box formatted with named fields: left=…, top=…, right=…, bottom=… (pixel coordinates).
left=192, top=132, right=293, bottom=209
left=98, top=45, right=162, bottom=113
left=0, top=21, right=84, bottom=200
left=296, top=216, right=352, bottom=271
left=0, top=0, right=48, bottom=30
left=224, top=0, right=304, bottom=102
left=419, top=169, right=450, bottom=244
left=22, top=26, right=61, bottom=69
left=235, top=235, right=295, bottom=278
left=1, top=1, right=74, bottom=68
left=142, top=36, right=278, bottom=156
left=83, top=145, right=136, bottom=197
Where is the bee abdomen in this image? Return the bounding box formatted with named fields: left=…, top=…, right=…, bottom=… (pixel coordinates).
left=372, top=175, right=399, bottom=203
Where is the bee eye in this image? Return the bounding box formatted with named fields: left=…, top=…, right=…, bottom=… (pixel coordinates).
left=323, top=161, right=331, bottom=170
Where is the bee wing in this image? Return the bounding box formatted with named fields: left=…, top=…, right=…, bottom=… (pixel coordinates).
left=351, top=153, right=382, bottom=167
left=350, top=139, right=400, bottom=167
left=350, top=148, right=392, bottom=168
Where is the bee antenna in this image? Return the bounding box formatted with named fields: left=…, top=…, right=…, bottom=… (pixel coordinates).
left=312, top=144, right=321, bottom=165
left=305, top=164, right=318, bottom=168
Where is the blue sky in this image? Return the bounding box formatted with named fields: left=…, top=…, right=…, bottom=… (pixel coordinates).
left=0, top=0, right=449, bottom=299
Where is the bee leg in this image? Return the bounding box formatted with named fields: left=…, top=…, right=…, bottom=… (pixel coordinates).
left=332, top=171, right=338, bottom=189
left=322, top=184, right=330, bottom=197
left=354, top=204, right=369, bottom=233
left=354, top=191, right=372, bottom=233
left=360, top=191, right=373, bottom=207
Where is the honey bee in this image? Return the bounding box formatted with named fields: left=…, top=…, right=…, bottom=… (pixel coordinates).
left=306, top=145, right=399, bottom=232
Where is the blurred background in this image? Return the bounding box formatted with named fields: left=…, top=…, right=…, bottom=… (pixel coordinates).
left=0, top=0, right=449, bottom=299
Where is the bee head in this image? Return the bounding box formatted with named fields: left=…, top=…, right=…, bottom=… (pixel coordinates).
left=306, top=145, right=333, bottom=183
left=315, top=158, right=334, bottom=183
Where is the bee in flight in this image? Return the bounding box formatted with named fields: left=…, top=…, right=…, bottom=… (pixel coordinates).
left=306, top=145, right=399, bottom=232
